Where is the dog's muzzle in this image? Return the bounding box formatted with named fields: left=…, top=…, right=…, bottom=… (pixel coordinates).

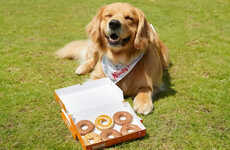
left=106, top=20, right=130, bottom=47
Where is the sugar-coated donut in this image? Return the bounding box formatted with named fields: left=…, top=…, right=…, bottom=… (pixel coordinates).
left=113, top=111, right=133, bottom=125
left=76, top=120, right=95, bottom=136
left=120, top=124, right=141, bottom=135
left=100, top=129, right=122, bottom=141
left=95, top=115, right=114, bottom=130
left=84, top=132, right=102, bottom=145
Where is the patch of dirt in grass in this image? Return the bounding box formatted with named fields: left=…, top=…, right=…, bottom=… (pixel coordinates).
left=186, top=39, right=210, bottom=47
left=1, top=122, right=14, bottom=130
left=18, top=108, right=27, bottom=112
left=202, top=71, right=211, bottom=78
left=6, top=67, right=20, bottom=73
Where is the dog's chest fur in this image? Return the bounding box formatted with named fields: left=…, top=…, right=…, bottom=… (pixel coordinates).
left=94, top=47, right=163, bottom=96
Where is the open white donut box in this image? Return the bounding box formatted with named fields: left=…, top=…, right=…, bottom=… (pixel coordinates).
left=54, top=78, right=146, bottom=150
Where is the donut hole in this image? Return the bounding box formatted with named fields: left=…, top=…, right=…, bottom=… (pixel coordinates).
left=81, top=125, right=88, bottom=130
left=119, top=116, right=127, bottom=121
left=127, top=129, right=135, bottom=133
left=101, top=119, right=108, bottom=125
left=88, top=139, right=95, bottom=144
left=108, top=135, right=114, bottom=139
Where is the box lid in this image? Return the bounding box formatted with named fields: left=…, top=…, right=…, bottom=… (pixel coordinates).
left=55, top=78, right=124, bottom=114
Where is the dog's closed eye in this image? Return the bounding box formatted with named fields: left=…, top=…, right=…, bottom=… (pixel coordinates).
left=124, top=16, right=134, bottom=21
left=105, top=14, right=113, bottom=18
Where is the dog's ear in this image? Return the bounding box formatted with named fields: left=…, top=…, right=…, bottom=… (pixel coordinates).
left=134, top=8, right=169, bottom=68
left=86, top=7, right=105, bottom=49
left=134, top=8, right=153, bottom=50
left=152, top=28, right=170, bottom=69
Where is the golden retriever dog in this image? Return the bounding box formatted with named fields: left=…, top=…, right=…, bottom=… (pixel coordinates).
left=56, top=3, right=169, bottom=115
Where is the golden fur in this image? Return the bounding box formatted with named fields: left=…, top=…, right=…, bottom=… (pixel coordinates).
left=56, top=3, right=169, bottom=115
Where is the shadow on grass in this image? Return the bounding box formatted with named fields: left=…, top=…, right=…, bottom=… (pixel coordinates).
left=153, top=63, right=176, bottom=102
left=123, top=63, right=176, bottom=106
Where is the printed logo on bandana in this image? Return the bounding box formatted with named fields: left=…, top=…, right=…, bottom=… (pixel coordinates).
left=112, top=65, right=130, bottom=80
left=102, top=53, right=144, bottom=83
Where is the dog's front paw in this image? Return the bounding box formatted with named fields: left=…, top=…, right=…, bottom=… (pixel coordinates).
left=133, top=94, right=153, bottom=115
left=75, top=64, right=90, bottom=75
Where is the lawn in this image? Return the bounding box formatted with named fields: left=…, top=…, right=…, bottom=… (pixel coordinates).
left=0, top=0, right=230, bottom=149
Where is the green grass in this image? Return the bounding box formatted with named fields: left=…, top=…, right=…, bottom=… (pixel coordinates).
left=1, top=0, right=230, bottom=149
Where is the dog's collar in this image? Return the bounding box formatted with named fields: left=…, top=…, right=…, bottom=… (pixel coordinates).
left=102, top=53, right=144, bottom=83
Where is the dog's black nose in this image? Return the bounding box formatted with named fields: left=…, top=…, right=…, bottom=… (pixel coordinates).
left=109, top=19, right=121, bottom=30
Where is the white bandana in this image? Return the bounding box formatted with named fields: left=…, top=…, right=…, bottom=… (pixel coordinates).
left=102, top=53, right=144, bottom=83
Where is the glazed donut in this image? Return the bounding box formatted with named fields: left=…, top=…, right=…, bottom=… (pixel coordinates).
left=95, top=115, right=114, bottom=130
left=120, top=124, right=141, bottom=135
left=84, top=132, right=102, bottom=145
left=113, top=111, right=133, bottom=125
left=100, top=129, right=122, bottom=141
left=76, top=120, right=95, bottom=136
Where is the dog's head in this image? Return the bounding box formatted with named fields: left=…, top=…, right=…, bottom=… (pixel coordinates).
left=87, top=3, right=154, bottom=57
